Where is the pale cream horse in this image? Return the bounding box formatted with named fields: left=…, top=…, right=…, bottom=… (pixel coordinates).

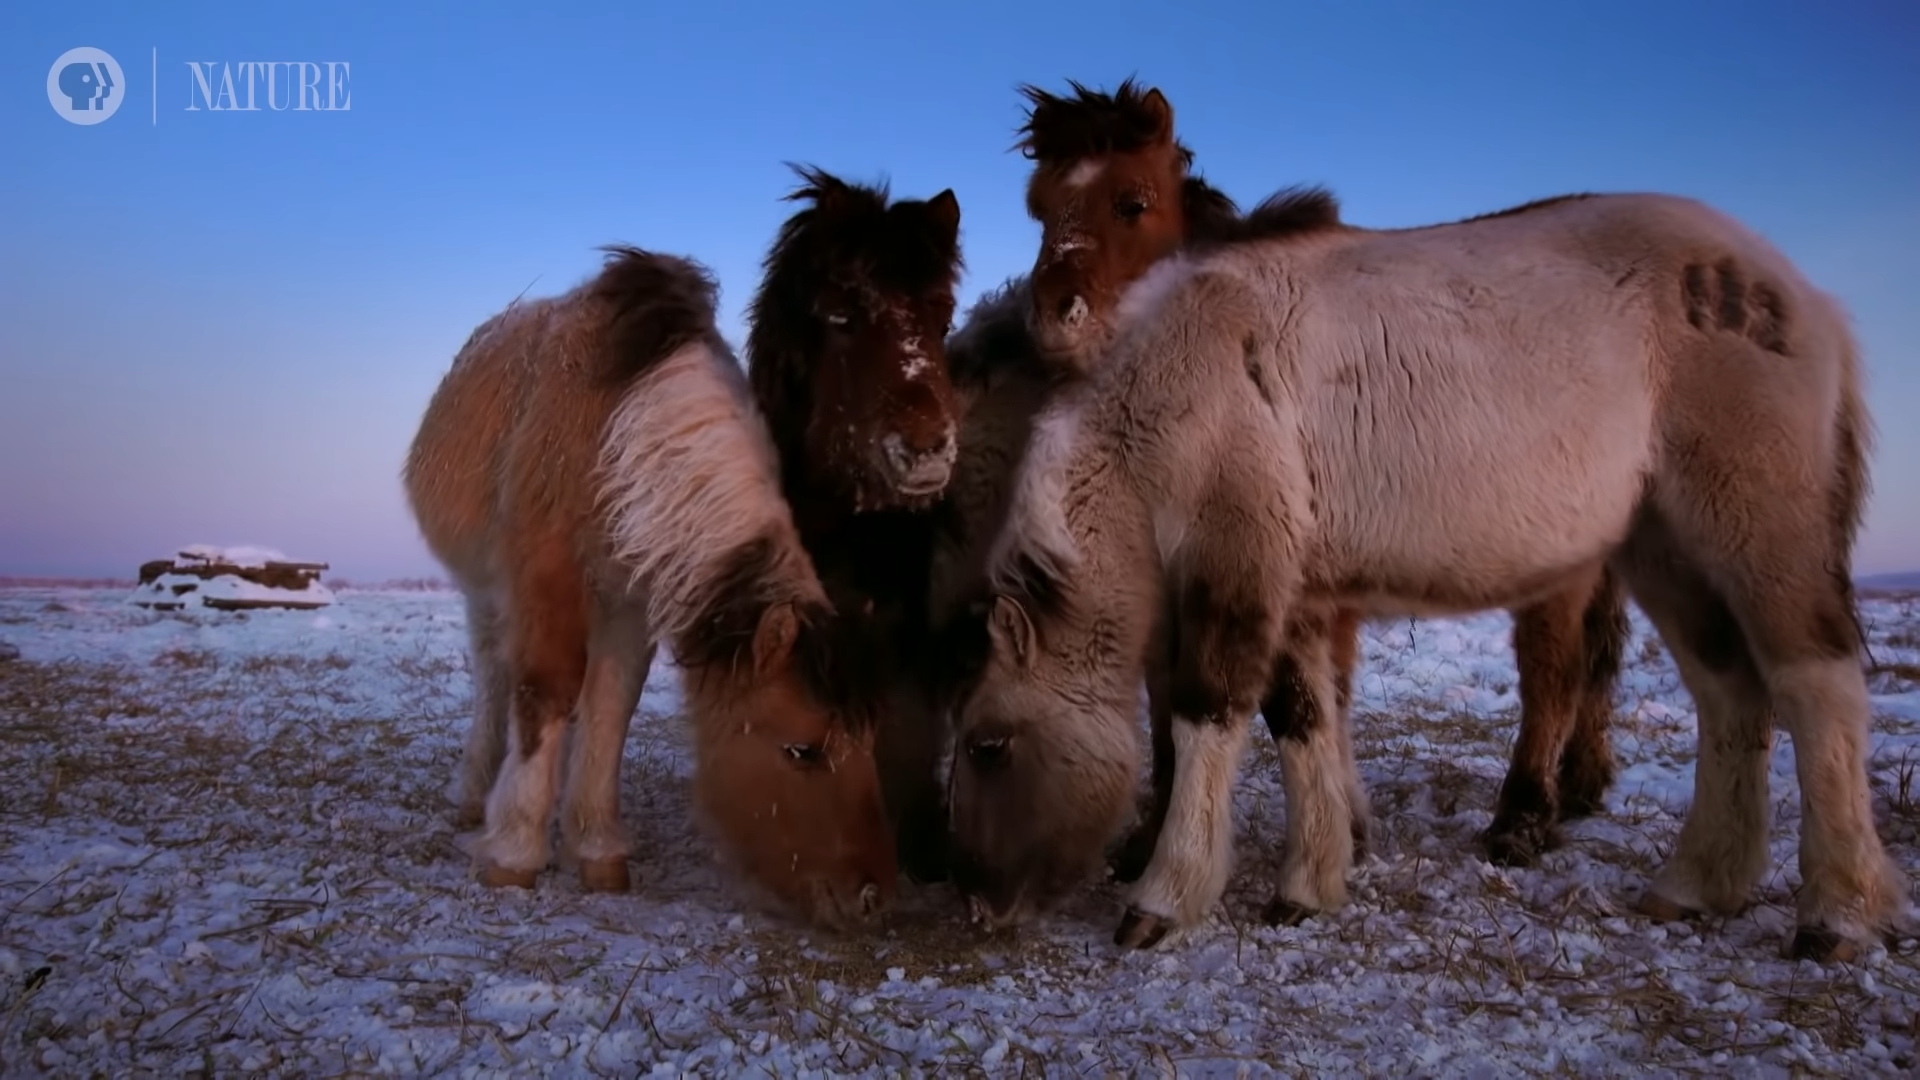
left=955, top=189, right=1909, bottom=961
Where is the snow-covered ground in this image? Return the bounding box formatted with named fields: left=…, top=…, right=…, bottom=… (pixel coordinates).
left=1, top=583, right=1917, bottom=1076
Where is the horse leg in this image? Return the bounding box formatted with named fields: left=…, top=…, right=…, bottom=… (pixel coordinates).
left=1256, top=606, right=1357, bottom=928
left=559, top=603, right=652, bottom=893
left=1631, top=493, right=1905, bottom=960
left=1325, top=607, right=1369, bottom=858
left=453, top=588, right=511, bottom=827
left=1258, top=617, right=1368, bottom=863
left=1116, top=537, right=1301, bottom=949
left=474, top=554, right=589, bottom=888
left=1484, top=564, right=1607, bottom=867
left=1110, top=615, right=1176, bottom=885
left=1556, top=567, right=1628, bottom=820
left=1613, top=541, right=1775, bottom=924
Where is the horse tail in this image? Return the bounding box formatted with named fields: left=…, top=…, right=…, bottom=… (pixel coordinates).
left=1831, top=331, right=1875, bottom=560
left=1825, top=314, right=1875, bottom=651
left=588, top=245, right=723, bottom=385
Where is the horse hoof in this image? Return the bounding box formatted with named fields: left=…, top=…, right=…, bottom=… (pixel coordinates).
left=1114, top=907, right=1170, bottom=950
left=478, top=863, right=539, bottom=890
left=1788, top=926, right=1860, bottom=964
left=1555, top=761, right=1615, bottom=822
left=578, top=857, right=631, bottom=893
left=1482, top=830, right=1542, bottom=869
left=1350, top=816, right=1372, bottom=861
left=1262, top=896, right=1316, bottom=927
left=1555, top=790, right=1606, bottom=822
left=1634, top=891, right=1699, bottom=924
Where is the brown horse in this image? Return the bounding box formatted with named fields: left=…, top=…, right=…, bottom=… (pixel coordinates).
left=952, top=161, right=1906, bottom=962
left=742, top=165, right=967, bottom=883
left=1002, top=77, right=1629, bottom=877
left=402, top=245, right=896, bottom=928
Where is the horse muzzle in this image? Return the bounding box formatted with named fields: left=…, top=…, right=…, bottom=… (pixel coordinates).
left=878, top=430, right=955, bottom=500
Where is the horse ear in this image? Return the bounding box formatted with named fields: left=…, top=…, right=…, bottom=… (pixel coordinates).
left=924, top=189, right=961, bottom=244
left=988, top=594, right=1035, bottom=668
left=751, top=601, right=801, bottom=676
left=1141, top=88, right=1174, bottom=145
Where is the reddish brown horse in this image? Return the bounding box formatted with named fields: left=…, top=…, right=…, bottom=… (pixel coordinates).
left=403, top=245, right=897, bottom=929
left=743, top=165, right=967, bottom=883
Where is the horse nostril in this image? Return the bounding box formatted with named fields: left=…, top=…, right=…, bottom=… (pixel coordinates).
left=1055, top=295, right=1089, bottom=328
left=859, top=882, right=881, bottom=916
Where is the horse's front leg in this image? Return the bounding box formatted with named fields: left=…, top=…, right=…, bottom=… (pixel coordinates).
left=1114, top=575, right=1278, bottom=950
left=560, top=606, right=653, bottom=893
left=1258, top=609, right=1360, bottom=926
left=1109, top=614, right=1177, bottom=884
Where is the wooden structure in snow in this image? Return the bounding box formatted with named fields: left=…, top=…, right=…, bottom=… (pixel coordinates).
left=129, top=545, right=336, bottom=612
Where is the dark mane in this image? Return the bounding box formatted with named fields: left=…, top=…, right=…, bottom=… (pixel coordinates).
left=1189, top=183, right=1347, bottom=249
left=670, top=532, right=883, bottom=733
left=587, top=245, right=724, bottom=385
left=927, top=543, right=1076, bottom=703
left=1014, top=76, right=1195, bottom=170
left=744, top=163, right=966, bottom=473
left=946, top=278, right=1059, bottom=391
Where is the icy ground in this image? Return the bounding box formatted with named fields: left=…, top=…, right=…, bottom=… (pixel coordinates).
left=1, top=584, right=1917, bottom=1077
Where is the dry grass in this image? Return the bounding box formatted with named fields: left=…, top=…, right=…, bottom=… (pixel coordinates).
left=3, top=593, right=1918, bottom=1075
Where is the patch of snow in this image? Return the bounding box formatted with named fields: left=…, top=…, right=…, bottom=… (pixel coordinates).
left=0, top=583, right=1914, bottom=1075
left=174, top=544, right=295, bottom=569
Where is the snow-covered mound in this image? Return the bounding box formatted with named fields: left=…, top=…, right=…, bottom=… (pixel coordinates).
left=127, top=544, right=335, bottom=612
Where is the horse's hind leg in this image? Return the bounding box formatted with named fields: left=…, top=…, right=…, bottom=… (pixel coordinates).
left=560, top=602, right=652, bottom=893
left=1615, top=542, right=1777, bottom=925
left=454, top=588, right=511, bottom=827
left=1631, top=496, right=1906, bottom=959
left=475, top=555, right=590, bottom=888
left=1557, top=567, right=1628, bottom=820
left=1485, top=563, right=1611, bottom=867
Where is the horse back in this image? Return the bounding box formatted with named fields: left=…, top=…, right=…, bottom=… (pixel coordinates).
left=404, top=299, right=557, bottom=590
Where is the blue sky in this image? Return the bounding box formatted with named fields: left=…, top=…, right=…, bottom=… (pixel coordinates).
left=2, top=0, right=1916, bottom=580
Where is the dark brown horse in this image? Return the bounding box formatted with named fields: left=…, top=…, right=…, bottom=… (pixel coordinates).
left=403, top=246, right=897, bottom=928
left=743, top=165, right=967, bottom=883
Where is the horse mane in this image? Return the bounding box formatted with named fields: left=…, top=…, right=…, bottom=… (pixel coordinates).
left=587, top=245, right=725, bottom=386
left=670, top=531, right=884, bottom=733
left=1014, top=76, right=1196, bottom=170
left=1187, top=181, right=1347, bottom=249
left=744, top=163, right=967, bottom=476
left=946, top=278, right=1057, bottom=390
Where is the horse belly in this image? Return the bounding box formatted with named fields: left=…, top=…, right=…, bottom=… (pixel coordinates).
left=1301, top=327, right=1654, bottom=617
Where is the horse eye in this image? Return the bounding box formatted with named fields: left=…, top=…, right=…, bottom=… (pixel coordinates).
left=784, top=743, right=829, bottom=768
left=966, top=736, right=1011, bottom=771
left=1115, top=197, right=1147, bottom=221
